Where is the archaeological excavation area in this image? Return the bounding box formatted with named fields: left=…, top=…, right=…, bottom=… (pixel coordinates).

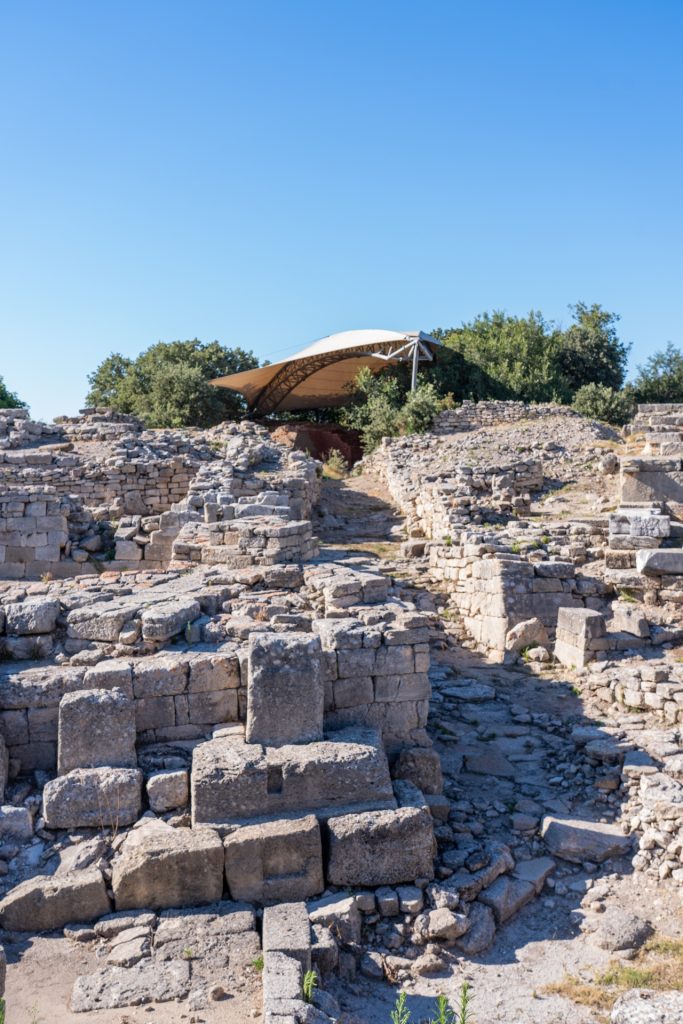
left=0, top=401, right=682, bottom=1023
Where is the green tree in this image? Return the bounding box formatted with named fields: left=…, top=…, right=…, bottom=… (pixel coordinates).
left=85, top=353, right=134, bottom=410
left=0, top=376, right=26, bottom=409
left=571, top=382, right=634, bottom=425
left=632, top=342, right=683, bottom=404
left=340, top=368, right=442, bottom=452
left=85, top=339, right=259, bottom=427
left=557, top=303, right=629, bottom=394
left=436, top=310, right=566, bottom=403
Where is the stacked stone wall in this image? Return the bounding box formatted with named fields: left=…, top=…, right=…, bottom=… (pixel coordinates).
left=432, top=400, right=586, bottom=435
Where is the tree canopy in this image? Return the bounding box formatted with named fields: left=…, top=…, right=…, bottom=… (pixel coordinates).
left=85, top=340, right=259, bottom=428
left=0, top=376, right=26, bottom=410
left=432, top=303, right=628, bottom=405
left=632, top=342, right=683, bottom=404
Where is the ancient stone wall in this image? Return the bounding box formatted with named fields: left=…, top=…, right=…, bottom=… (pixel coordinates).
left=432, top=399, right=586, bottom=435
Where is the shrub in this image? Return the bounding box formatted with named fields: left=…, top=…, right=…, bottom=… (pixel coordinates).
left=571, top=383, right=634, bottom=425
left=323, top=448, right=349, bottom=476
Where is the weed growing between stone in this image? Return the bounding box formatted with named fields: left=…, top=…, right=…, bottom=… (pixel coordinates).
left=389, top=984, right=474, bottom=1024
left=302, top=969, right=318, bottom=1003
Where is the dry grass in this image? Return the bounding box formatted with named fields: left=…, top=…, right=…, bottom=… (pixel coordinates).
left=328, top=541, right=400, bottom=559
left=542, top=936, right=683, bottom=1014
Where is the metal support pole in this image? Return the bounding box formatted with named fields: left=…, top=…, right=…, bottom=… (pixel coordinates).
left=411, top=338, right=419, bottom=391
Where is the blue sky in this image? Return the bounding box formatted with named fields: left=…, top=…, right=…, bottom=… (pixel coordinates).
left=1, top=1, right=682, bottom=421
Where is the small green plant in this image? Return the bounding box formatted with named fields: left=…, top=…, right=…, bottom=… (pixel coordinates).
left=0, top=997, right=5, bottom=1024
left=182, top=946, right=194, bottom=960
left=510, top=541, right=521, bottom=554
left=302, top=969, right=318, bottom=1003
left=428, top=993, right=455, bottom=1023
left=455, top=981, right=474, bottom=1024
left=443, top=535, right=452, bottom=546
left=618, top=587, right=638, bottom=603
left=390, top=991, right=411, bottom=1024
left=251, top=955, right=264, bottom=971
left=323, top=448, right=349, bottom=477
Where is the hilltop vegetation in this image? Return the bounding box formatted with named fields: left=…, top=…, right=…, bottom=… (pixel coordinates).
left=82, top=308, right=683, bottom=440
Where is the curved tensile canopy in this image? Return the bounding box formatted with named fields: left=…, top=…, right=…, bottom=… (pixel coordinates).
left=209, top=328, right=441, bottom=415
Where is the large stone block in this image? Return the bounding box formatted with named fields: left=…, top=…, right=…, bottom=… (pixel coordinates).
left=246, top=632, right=324, bottom=746
left=140, top=599, right=201, bottom=642
left=43, top=768, right=142, bottom=829
left=636, top=548, right=683, bottom=575
left=541, top=816, right=633, bottom=864
left=192, top=727, right=395, bottom=827
left=0, top=868, right=110, bottom=931
left=146, top=770, right=188, bottom=812
left=58, top=688, right=137, bottom=774
left=556, top=607, right=606, bottom=639
left=5, top=598, right=60, bottom=635
left=325, top=806, right=434, bottom=886
left=224, top=815, right=323, bottom=903
left=262, top=902, right=311, bottom=972
left=112, top=821, right=224, bottom=910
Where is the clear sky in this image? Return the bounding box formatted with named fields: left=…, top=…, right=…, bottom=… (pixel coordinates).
left=1, top=1, right=682, bottom=421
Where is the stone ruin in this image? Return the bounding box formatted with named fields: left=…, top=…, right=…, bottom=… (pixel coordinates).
left=1, top=400, right=683, bottom=1022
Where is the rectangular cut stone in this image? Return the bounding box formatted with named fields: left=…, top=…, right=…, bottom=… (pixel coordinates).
left=112, top=821, right=224, bottom=910
left=325, top=806, right=434, bottom=886
left=224, top=815, right=323, bottom=904
left=192, top=727, right=395, bottom=826
left=58, top=688, right=137, bottom=774
left=43, top=768, right=142, bottom=829
left=246, top=632, right=324, bottom=746
left=0, top=868, right=110, bottom=931
left=262, top=902, right=311, bottom=972
left=637, top=549, right=683, bottom=575
left=132, top=653, right=189, bottom=698
left=556, top=607, right=606, bottom=639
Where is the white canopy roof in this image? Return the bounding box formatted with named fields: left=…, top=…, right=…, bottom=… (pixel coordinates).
left=210, top=328, right=441, bottom=415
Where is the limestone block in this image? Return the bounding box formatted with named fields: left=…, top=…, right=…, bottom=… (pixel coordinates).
left=5, top=599, right=60, bottom=635
left=373, top=645, right=414, bottom=676
left=0, top=805, right=33, bottom=841
left=262, top=950, right=304, bottom=1021
left=246, top=632, right=324, bottom=746
left=188, top=651, right=240, bottom=692
left=58, top=688, right=137, bottom=774
left=325, top=806, right=434, bottom=886
left=0, top=868, right=110, bottom=931
left=140, top=598, right=201, bottom=642
left=134, top=694, right=175, bottom=731
left=43, top=768, right=142, bottom=829
left=541, top=816, right=633, bottom=864
left=611, top=603, right=649, bottom=638
left=308, top=894, right=361, bottom=944
left=145, top=770, right=189, bottom=812
left=192, top=727, right=395, bottom=827
left=556, top=607, right=606, bottom=639
left=504, top=617, right=548, bottom=653
left=393, top=746, right=443, bottom=795
left=478, top=875, right=535, bottom=923
left=637, top=548, right=683, bottom=575
left=333, top=676, right=373, bottom=709
left=187, top=688, right=238, bottom=724
left=132, top=653, right=188, bottom=698
left=112, top=821, right=224, bottom=911
left=224, top=815, right=323, bottom=903
left=83, top=659, right=133, bottom=697
left=262, top=901, right=311, bottom=971
left=71, top=960, right=190, bottom=1012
